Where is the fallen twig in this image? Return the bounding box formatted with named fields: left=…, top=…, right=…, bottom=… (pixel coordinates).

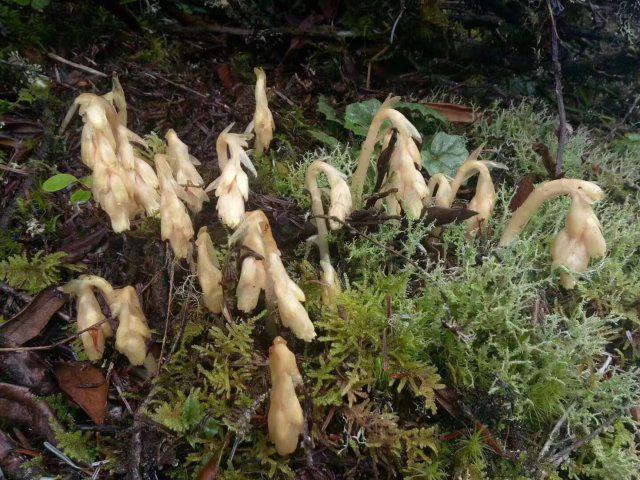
left=0, top=383, right=62, bottom=442
left=546, top=0, right=568, bottom=176
left=47, top=53, right=108, bottom=78
left=312, top=214, right=426, bottom=273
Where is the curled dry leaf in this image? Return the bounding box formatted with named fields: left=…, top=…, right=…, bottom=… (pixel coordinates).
left=54, top=362, right=108, bottom=425
left=509, top=176, right=535, bottom=212
left=0, top=383, right=61, bottom=442
left=422, top=102, right=476, bottom=123
left=0, top=287, right=65, bottom=345
left=423, top=206, right=479, bottom=226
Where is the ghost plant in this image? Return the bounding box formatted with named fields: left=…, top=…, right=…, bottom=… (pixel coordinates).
left=155, top=154, right=195, bottom=259
left=351, top=97, right=428, bottom=219
left=60, top=78, right=160, bottom=232
left=426, top=173, right=453, bottom=207
left=206, top=124, right=256, bottom=229
left=305, top=160, right=352, bottom=303
left=230, top=211, right=316, bottom=341
left=196, top=227, right=224, bottom=314
left=60, top=275, right=151, bottom=365
left=448, top=150, right=499, bottom=237
left=165, top=129, right=209, bottom=213
left=499, top=178, right=606, bottom=289
left=59, top=278, right=113, bottom=361
left=249, top=67, right=275, bottom=156
left=268, top=336, right=304, bottom=456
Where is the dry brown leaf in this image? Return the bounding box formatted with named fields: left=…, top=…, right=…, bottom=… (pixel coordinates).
left=423, top=206, right=478, bottom=226
left=54, top=362, right=107, bottom=425
left=509, top=176, right=535, bottom=212
left=1, top=287, right=65, bottom=345
left=423, top=102, right=476, bottom=123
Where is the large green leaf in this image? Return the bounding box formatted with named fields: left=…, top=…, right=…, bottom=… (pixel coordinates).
left=307, top=128, right=341, bottom=148
left=42, top=173, right=78, bottom=192
left=317, top=95, right=341, bottom=124
left=344, top=98, right=382, bottom=137
left=422, top=132, right=468, bottom=176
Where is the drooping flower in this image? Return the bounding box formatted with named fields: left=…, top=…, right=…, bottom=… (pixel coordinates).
left=206, top=124, right=256, bottom=229
left=305, top=160, right=352, bottom=303
left=155, top=154, right=195, bottom=259
left=59, top=278, right=113, bottom=361
left=351, top=95, right=422, bottom=204
left=231, top=211, right=316, bottom=341
left=165, top=129, right=208, bottom=213
left=268, top=336, right=304, bottom=456
left=499, top=178, right=606, bottom=289
left=448, top=154, right=498, bottom=237
left=196, top=227, right=224, bottom=313
left=109, top=286, right=151, bottom=366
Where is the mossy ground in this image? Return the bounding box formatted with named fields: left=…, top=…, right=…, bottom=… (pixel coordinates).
left=138, top=103, right=640, bottom=479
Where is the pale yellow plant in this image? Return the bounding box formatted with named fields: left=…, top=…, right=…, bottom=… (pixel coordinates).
left=268, top=336, right=304, bottom=456
left=499, top=178, right=606, bottom=289
left=196, top=227, right=224, bottom=313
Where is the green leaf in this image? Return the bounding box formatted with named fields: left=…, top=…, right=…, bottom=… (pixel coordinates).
left=307, top=128, right=341, bottom=148
left=182, top=390, right=204, bottom=430
left=623, top=132, right=640, bottom=143
left=79, top=176, right=92, bottom=188
left=30, top=0, right=50, bottom=9
left=70, top=190, right=91, bottom=203
left=317, top=95, right=341, bottom=124
left=42, top=173, right=77, bottom=192
left=344, top=98, right=382, bottom=137
left=422, top=132, right=468, bottom=176
left=396, top=102, right=447, bottom=124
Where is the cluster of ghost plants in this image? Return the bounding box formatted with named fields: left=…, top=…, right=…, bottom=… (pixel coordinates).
left=57, top=68, right=606, bottom=456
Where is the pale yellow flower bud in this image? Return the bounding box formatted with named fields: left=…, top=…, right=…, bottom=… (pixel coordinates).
left=268, top=336, right=304, bottom=456
left=109, top=286, right=151, bottom=366
left=156, top=154, right=194, bottom=259
left=196, top=227, right=224, bottom=313
left=59, top=279, right=113, bottom=361
left=500, top=178, right=606, bottom=289
left=252, top=67, right=275, bottom=156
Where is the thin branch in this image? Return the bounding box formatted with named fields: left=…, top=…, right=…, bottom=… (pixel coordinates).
left=537, top=403, right=573, bottom=461
left=312, top=214, right=426, bottom=273
left=548, top=412, right=621, bottom=466
left=47, top=53, right=108, bottom=78
left=546, top=0, right=568, bottom=176
left=0, top=319, right=108, bottom=352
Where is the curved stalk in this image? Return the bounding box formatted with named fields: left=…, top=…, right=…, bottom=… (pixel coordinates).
left=499, top=179, right=604, bottom=247
left=449, top=159, right=496, bottom=236
left=305, top=161, right=340, bottom=303
left=426, top=174, right=453, bottom=207
left=351, top=95, right=422, bottom=204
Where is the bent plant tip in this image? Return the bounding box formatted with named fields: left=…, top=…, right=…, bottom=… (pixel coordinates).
left=305, top=160, right=352, bottom=304
left=499, top=178, right=606, bottom=289
left=268, top=335, right=304, bottom=456
left=207, top=125, right=256, bottom=229
left=165, top=129, right=208, bottom=213
left=59, top=277, right=113, bottom=361
left=351, top=95, right=422, bottom=205
left=252, top=67, right=275, bottom=157
left=232, top=211, right=316, bottom=341
left=109, top=286, right=151, bottom=366
left=196, top=227, right=224, bottom=314
left=448, top=151, right=499, bottom=237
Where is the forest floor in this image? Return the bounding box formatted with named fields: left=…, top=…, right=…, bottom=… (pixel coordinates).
left=1, top=4, right=640, bottom=480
